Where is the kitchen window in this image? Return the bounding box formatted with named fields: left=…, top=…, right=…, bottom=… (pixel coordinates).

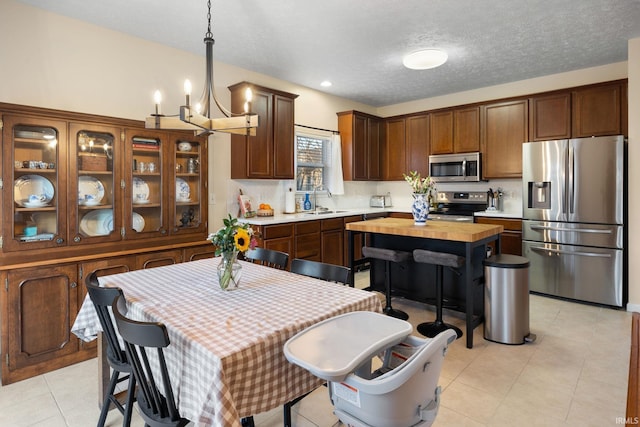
left=295, top=132, right=330, bottom=192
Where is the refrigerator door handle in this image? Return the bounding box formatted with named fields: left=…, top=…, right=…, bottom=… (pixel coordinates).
left=530, top=246, right=612, bottom=258
left=529, top=225, right=613, bottom=234
left=567, top=143, right=574, bottom=214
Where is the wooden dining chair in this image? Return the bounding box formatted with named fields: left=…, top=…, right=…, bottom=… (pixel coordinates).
left=290, top=258, right=351, bottom=285
left=84, top=273, right=136, bottom=427
left=112, top=295, right=190, bottom=427
left=243, top=247, right=289, bottom=270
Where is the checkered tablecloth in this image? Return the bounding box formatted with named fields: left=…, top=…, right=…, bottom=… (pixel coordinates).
left=72, top=258, right=381, bottom=427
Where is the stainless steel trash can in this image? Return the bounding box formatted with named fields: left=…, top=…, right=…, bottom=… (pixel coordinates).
left=483, top=254, right=535, bottom=345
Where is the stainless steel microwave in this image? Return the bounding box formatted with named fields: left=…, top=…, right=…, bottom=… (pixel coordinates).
left=428, top=152, right=482, bottom=182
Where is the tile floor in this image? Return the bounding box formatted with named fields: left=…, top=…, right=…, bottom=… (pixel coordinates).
left=0, top=272, right=631, bottom=426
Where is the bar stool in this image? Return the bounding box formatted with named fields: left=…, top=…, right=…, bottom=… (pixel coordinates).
left=413, top=249, right=465, bottom=339
left=362, top=246, right=410, bottom=320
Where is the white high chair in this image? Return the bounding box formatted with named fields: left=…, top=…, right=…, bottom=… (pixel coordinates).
left=284, top=311, right=456, bottom=427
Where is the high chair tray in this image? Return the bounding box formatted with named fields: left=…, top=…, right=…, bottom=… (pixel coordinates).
left=284, top=311, right=412, bottom=382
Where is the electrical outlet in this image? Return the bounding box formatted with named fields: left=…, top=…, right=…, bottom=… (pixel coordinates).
left=208, top=193, right=216, bottom=204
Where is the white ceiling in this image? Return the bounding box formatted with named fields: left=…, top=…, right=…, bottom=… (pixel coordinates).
left=17, top=0, right=640, bottom=107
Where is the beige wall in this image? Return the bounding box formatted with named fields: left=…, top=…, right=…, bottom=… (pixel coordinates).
left=628, top=38, right=640, bottom=311
left=2, top=1, right=638, bottom=309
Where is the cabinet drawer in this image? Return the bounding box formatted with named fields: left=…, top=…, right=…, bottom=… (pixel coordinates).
left=295, top=220, right=320, bottom=235
left=476, top=217, right=522, bottom=231
left=321, top=217, right=344, bottom=231
left=262, top=223, right=294, bottom=240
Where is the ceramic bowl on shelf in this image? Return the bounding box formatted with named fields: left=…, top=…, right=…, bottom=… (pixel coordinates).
left=178, top=141, right=192, bottom=152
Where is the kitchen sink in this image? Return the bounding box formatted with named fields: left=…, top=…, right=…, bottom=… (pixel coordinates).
left=305, top=210, right=348, bottom=215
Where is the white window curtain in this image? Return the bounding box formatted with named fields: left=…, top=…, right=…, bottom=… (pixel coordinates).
left=326, top=134, right=344, bottom=195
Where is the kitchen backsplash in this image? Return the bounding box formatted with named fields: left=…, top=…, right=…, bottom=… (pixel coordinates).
left=228, top=178, right=523, bottom=216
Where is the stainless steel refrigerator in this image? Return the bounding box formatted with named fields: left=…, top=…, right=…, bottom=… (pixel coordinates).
left=522, top=135, right=625, bottom=307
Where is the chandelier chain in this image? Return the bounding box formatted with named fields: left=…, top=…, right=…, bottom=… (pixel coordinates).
left=205, top=0, right=213, bottom=39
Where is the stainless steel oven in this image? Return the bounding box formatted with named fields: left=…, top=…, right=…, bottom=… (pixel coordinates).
left=429, top=152, right=482, bottom=182
left=429, top=191, right=487, bottom=222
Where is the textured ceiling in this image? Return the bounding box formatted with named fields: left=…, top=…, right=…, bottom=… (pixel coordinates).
left=16, top=0, right=640, bottom=107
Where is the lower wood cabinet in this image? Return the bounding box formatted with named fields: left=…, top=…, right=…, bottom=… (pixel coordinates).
left=321, top=218, right=344, bottom=266
left=295, top=221, right=321, bottom=261
left=475, top=217, right=522, bottom=256
left=0, top=243, right=214, bottom=385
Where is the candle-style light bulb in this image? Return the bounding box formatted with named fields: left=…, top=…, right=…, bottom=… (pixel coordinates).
left=153, top=90, right=162, bottom=115
left=184, top=80, right=192, bottom=107
left=244, top=87, right=253, bottom=113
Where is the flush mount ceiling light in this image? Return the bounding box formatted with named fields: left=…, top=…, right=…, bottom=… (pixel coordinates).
left=145, top=0, right=257, bottom=135
left=320, top=80, right=332, bottom=87
left=402, top=49, right=448, bottom=70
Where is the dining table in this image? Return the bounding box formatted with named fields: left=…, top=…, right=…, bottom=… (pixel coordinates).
left=72, top=258, right=382, bottom=427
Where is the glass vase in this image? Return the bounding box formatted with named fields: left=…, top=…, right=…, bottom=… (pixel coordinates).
left=411, top=193, right=429, bottom=226
left=217, top=251, right=242, bottom=290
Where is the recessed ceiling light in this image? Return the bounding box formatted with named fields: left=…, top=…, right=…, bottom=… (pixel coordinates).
left=403, top=49, right=448, bottom=70
left=320, top=80, right=332, bottom=87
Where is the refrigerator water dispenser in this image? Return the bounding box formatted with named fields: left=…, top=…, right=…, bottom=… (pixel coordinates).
left=527, top=182, right=551, bottom=209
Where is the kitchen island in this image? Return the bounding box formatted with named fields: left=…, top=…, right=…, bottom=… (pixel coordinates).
left=346, top=217, right=503, bottom=348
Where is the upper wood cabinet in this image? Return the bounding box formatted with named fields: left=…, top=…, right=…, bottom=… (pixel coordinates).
left=481, top=99, right=528, bottom=179
left=337, top=111, right=381, bottom=181
left=430, top=107, right=480, bottom=154
left=229, top=82, right=298, bottom=179
left=572, top=81, right=622, bottom=138
left=383, top=118, right=407, bottom=180
left=454, top=106, right=480, bottom=153
left=529, top=92, right=571, bottom=141
left=405, top=114, right=429, bottom=176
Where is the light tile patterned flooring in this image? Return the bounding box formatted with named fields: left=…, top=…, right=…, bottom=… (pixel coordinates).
left=0, top=271, right=631, bottom=426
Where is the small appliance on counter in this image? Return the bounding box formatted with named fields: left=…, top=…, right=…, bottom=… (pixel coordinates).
left=370, top=193, right=392, bottom=208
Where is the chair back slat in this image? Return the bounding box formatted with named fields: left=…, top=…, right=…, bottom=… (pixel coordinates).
left=290, top=258, right=351, bottom=285
left=112, top=295, right=189, bottom=426
left=243, top=247, right=289, bottom=270
left=85, top=273, right=128, bottom=366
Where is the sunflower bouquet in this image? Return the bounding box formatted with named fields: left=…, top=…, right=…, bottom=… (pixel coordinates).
left=208, top=214, right=257, bottom=256
left=208, top=215, right=257, bottom=289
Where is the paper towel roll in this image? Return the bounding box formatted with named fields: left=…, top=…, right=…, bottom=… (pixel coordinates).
left=285, top=188, right=296, bottom=213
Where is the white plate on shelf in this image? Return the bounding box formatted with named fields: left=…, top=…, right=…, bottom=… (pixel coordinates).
left=80, top=209, right=114, bottom=237
left=14, top=175, right=55, bottom=207
left=176, top=178, right=190, bottom=201
left=132, top=212, right=145, bottom=232
left=22, top=200, right=49, bottom=208
left=133, top=199, right=151, bottom=205
left=133, top=177, right=150, bottom=203
left=78, top=176, right=105, bottom=205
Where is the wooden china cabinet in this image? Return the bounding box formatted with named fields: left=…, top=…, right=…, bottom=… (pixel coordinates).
left=0, top=102, right=211, bottom=384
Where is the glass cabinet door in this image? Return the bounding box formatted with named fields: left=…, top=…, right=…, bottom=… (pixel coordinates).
left=68, top=123, right=121, bottom=245
left=124, top=129, right=166, bottom=239
left=2, top=115, right=68, bottom=251
left=172, top=133, right=206, bottom=235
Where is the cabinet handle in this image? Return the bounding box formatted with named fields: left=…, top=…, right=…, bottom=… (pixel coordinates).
left=56, top=238, right=64, bottom=244
left=70, top=282, right=77, bottom=288
left=73, top=236, right=81, bottom=243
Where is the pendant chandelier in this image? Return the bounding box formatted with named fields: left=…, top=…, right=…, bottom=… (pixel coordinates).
left=145, top=0, right=257, bottom=136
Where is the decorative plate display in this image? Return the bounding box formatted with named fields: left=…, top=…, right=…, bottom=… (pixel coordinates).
left=79, top=209, right=114, bottom=237
left=176, top=178, right=191, bottom=202
left=14, top=175, right=55, bottom=207
left=132, top=212, right=145, bottom=232
left=132, top=177, right=150, bottom=204
left=78, top=176, right=105, bottom=205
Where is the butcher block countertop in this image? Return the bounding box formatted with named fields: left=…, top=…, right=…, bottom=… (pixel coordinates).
left=346, top=217, right=503, bottom=243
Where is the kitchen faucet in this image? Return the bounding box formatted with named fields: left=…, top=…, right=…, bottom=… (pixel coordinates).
left=313, top=185, right=331, bottom=212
